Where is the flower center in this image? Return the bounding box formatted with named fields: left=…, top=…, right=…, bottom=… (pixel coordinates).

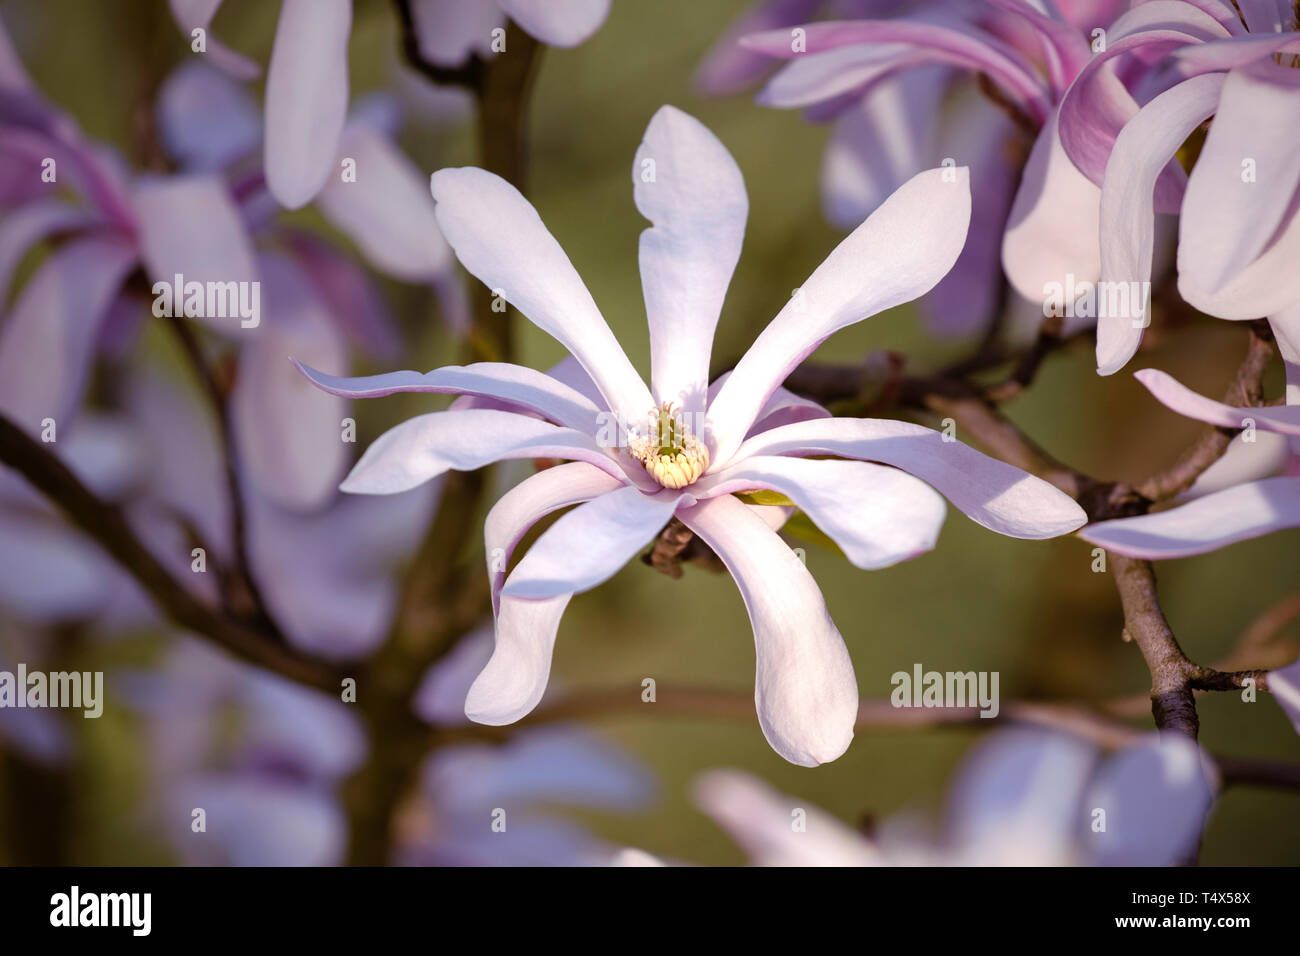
left=628, top=403, right=709, bottom=490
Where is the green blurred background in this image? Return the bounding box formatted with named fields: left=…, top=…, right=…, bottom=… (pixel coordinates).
left=1, top=0, right=1297, bottom=865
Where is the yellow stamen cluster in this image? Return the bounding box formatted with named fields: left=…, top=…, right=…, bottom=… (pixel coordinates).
left=628, top=403, right=709, bottom=490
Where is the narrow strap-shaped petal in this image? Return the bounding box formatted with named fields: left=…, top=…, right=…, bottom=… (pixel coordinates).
left=706, top=166, right=970, bottom=467
left=166, top=0, right=261, bottom=79
left=693, top=455, right=947, bottom=569
left=429, top=166, right=653, bottom=421
left=1133, top=367, right=1300, bottom=436
left=1001, top=108, right=1101, bottom=312
left=635, top=106, right=747, bottom=415
left=1081, top=477, right=1300, bottom=558
left=264, top=0, right=351, bottom=209
left=678, top=493, right=857, bottom=766
left=498, top=0, right=609, bottom=47
left=694, top=0, right=822, bottom=95
left=464, top=592, right=572, bottom=725
left=1095, top=74, right=1224, bottom=375
left=316, top=120, right=454, bottom=281
left=484, top=461, right=623, bottom=611
left=295, top=359, right=603, bottom=433
left=340, top=408, right=621, bottom=494
left=501, top=485, right=681, bottom=599
left=730, top=417, right=1086, bottom=537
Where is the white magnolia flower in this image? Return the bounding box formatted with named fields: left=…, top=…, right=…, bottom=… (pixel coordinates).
left=298, top=106, right=1086, bottom=766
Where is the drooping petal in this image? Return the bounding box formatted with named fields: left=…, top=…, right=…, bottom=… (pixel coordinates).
left=1084, top=735, right=1216, bottom=866
left=340, top=409, right=621, bottom=494
left=501, top=486, right=681, bottom=599
left=635, top=106, right=747, bottom=415
left=1133, top=367, right=1300, bottom=436
left=429, top=167, right=653, bottom=421
left=263, top=0, right=352, bottom=209
left=678, top=493, right=857, bottom=767
left=1001, top=108, right=1101, bottom=313
left=1094, top=74, right=1224, bottom=375
left=707, top=166, right=970, bottom=467
left=497, top=0, right=610, bottom=47
left=0, top=235, right=136, bottom=431
left=484, top=461, right=623, bottom=611
left=1176, top=63, right=1300, bottom=320
left=693, top=769, right=879, bottom=866
left=295, top=359, right=603, bottom=433
left=464, top=592, right=572, bottom=724
left=316, top=120, right=454, bottom=281
left=694, top=455, right=947, bottom=569
left=1082, top=477, right=1300, bottom=558
left=232, top=253, right=348, bottom=511
left=730, top=417, right=1087, bottom=538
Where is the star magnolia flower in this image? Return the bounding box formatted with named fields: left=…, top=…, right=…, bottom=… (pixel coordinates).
left=1057, top=0, right=1300, bottom=373
left=297, top=106, right=1086, bottom=766
left=621, top=728, right=1217, bottom=866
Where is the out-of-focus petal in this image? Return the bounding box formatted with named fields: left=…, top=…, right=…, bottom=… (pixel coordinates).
left=0, top=200, right=91, bottom=305
left=678, top=493, right=857, bottom=766
left=316, top=120, right=454, bottom=281
left=730, top=417, right=1086, bottom=537
left=707, top=166, right=970, bottom=467
left=0, top=235, right=136, bottom=430
left=409, top=0, right=505, bottom=67
left=157, top=60, right=261, bottom=170
left=1082, top=476, right=1300, bottom=558
left=166, top=0, right=261, bottom=79
left=429, top=167, right=653, bottom=421
left=498, top=0, right=610, bottom=47
left=1270, top=656, right=1300, bottom=736
left=1084, top=735, right=1216, bottom=866
left=263, top=0, right=352, bottom=209
left=695, top=0, right=822, bottom=95
left=635, top=106, right=747, bottom=415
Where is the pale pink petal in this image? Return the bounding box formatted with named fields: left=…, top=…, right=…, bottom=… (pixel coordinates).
left=464, top=592, right=571, bottom=724
left=1270, top=656, right=1300, bottom=737
left=1133, top=367, right=1300, bottom=436
left=757, top=43, right=920, bottom=109
left=316, top=120, right=454, bottom=281
left=498, top=0, right=610, bottom=47
left=707, top=166, right=971, bottom=466
left=264, top=0, right=352, bottom=209
left=694, top=455, right=946, bottom=568
left=1001, top=109, right=1101, bottom=312
left=1176, top=63, right=1300, bottom=321
left=0, top=200, right=91, bottom=305
left=678, top=493, right=857, bottom=766
left=295, top=360, right=603, bottom=433
left=731, top=417, right=1086, bottom=537
left=484, top=461, right=623, bottom=611
left=340, top=409, right=620, bottom=494
left=157, top=60, right=261, bottom=171
left=694, top=0, right=822, bottom=95
left=502, top=486, right=681, bottom=599
left=1095, top=74, right=1224, bottom=375
left=634, top=106, right=747, bottom=414
left=429, top=167, right=653, bottom=421
left=1081, top=477, right=1300, bottom=558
